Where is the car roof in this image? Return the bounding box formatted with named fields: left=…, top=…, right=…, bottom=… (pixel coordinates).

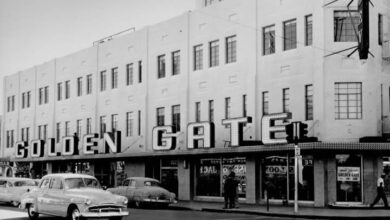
left=0, top=177, right=36, bottom=183
left=42, top=173, right=95, bottom=179
left=127, top=177, right=160, bottom=182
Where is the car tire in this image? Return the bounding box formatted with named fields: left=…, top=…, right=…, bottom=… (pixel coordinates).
left=27, top=204, right=39, bottom=220
left=67, top=206, right=81, bottom=220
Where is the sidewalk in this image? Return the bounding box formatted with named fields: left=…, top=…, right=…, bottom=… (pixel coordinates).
left=169, top=201, right=390, bottom=219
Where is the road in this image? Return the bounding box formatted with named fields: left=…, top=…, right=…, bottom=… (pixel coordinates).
left=0, top=204, right=317, bottom=220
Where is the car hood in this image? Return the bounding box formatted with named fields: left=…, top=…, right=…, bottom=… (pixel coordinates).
left=66, top=188, right=121, bottom=204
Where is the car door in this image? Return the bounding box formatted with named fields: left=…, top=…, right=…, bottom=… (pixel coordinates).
left=117, top=179, right=129, bottom=197
left=0, top=180, right=7, bottom=202
left=36, top=178, right=51, bottom=213
left=3, top=181, right=13, bottom=202
left=45, top=177, right=66, bottom=217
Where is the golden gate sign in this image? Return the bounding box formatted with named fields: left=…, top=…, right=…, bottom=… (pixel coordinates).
left=14, top=112, right=291, bottom=158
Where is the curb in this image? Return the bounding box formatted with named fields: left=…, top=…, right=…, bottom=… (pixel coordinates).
left=200, top=208, right=390, bottom=220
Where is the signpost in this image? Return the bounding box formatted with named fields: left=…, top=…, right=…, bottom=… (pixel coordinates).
left=294, top=144, right=300, bottom=213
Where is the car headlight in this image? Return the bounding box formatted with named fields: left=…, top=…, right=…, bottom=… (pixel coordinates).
left=123, top=197, right=128, bottom=205
left=85, top=199, right=92, bottom=205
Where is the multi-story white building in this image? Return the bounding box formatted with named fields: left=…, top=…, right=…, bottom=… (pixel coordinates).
left=1, top=0, right=390, bottom=207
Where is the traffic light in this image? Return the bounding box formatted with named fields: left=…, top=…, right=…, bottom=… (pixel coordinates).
left=299, top=122, right=308, bottom=140
left=285, top=123, right=294, bottom=143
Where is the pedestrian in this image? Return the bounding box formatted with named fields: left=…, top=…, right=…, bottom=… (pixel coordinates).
left=370, top=173, right=389, bottom=208
left=224, top=171, right=238, bottom=209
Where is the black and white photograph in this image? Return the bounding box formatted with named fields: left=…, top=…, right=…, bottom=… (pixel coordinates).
left=0, top=0, right=389, bottom=219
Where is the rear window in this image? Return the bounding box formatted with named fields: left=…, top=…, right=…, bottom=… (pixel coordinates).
left=14, top=180, right=36, bottom=187
left=144, top=181, right=160, bottom=187
left=65, top=178, right=101, bottom=189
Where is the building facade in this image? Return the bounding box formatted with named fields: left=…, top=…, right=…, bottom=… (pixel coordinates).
left=1, top=0, right=390, bottom=207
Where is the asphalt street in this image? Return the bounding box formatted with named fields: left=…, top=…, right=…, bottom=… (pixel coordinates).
left=0, top=204, right=317, bottom=220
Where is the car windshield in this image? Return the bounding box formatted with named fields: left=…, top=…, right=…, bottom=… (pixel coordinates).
left=64, top=178, right=101, bottom=189
left=14, top=180, right=36, bottom=187
left=144, top=181, right=160, bottom=187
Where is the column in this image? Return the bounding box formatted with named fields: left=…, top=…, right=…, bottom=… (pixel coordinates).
left=178, top=159, right=191, bottom=201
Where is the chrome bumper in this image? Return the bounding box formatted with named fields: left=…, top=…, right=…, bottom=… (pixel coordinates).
left=81, top=210, right=129, bottom=218
left=142, top=198, right=177, bottom=204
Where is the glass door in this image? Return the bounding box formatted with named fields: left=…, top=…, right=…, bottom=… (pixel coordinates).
left=336, top=154, right=362, bottom=202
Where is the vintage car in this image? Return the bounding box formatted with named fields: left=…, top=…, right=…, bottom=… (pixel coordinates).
left=107, top=177, right=176, bottom=208
left=0, top=177, right=38, bottom=207
left=20, top=173, right=129, bottom=220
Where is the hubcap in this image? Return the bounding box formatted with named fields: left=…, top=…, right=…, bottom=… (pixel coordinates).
left=72, top=209, right=80, bottom=220
left=28, top=204, right=35, bottom=216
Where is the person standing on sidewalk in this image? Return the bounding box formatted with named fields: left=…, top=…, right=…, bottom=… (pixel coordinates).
left=370, top=174, right=389, bottom=208
left=224, top=171, right=238, bottom=209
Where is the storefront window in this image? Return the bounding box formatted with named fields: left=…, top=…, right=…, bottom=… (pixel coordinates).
left=196, top=157, right=246, bottom=198
left=382, top=157, right=390, bottom=196
left=336, top=154, right=362, bottom=202
left=116, top=161, right=126, bottom=186
left=197, top=159, right=221, bottom=196
left=222, top=158, right=246, bottom=198
left=262, top=155, right=314, bottom=201
left=262, top=156, right=288, bottom=200
left=288, top=155, right=314, bottom=201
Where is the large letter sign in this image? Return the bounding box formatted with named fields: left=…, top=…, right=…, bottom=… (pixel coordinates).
left=152, top=126, right=179, bottom=151
left=222, top=117, right=254, bottom=147
left=187, top=122, right=215, bottom=149
left=15, top=142, right=28, bottom=158
left=31, top=140, right=45, bottom=158
left=83, top=133, right=99, bottom=155
left=104, top=131, right=121, bottom=153
left=262, top=112, right=291, bottom=145
left=47, top=138, right=59, bottom=157
left=62, top=136, right=78, bottom=156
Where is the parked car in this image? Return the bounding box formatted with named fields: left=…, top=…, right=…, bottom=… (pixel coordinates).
left=20, top=173, right=129, bottom=220
left=0, top=177, right=38, bottom=207
left=107, top=177, right=177, bottom=208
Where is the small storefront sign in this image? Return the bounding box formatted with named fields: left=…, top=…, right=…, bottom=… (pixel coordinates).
left=337, top=167, right=360, bottom=182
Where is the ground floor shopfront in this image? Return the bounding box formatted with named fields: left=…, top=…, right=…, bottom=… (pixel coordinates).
left=11, top=143, right=390, bottom=207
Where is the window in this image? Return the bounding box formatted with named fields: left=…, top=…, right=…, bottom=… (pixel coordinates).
left=242, top=94, right=247, bottom=117
left=126, top=63, right=134, bottom=85
left=334, top=11, right=359, bottom=42
left=336, top=154, right=362, bottom=202
left=263, top=25, right=275, bottom=55
left=172, top=105, right=181, bottom=132
left=77, top=77, right=82, bottom=96
left=57, top=83, right=62, bottom=101
left=21, top=127, right=29, bottom=143
left=379, top=14, right=383, bottom=45
left=22, top=92, right=26, bottom=109
left=209, top=100, right=214, bottom=122
left=126, top=112, right=134, bottom=137
left=194, top=44, right=203, bottom=71
left=226, top=35, right=237, bottom=63
left=65, top=81, right=70, bottom=99
left=6, top=130, right=14, bottom=148
left=157, top=107, right=165, bottom=126
left=305, top=85, right=313, bottom=120
left=100, top=116, right=106, bottom=138
left=100, top=71, right=107, bottom=91
left=335, top=82, right=362, bottom=119
left=39, top=88, right=44, bottom=105
left=283, top=88, right=290, bottom=113
left=225, top=97, right=231, bottom=119
left=262, top=91, right=269, bottom=115
left=56, top=122, right=61, bottom=143
left=38, top=125, right=47, bottom=140
left=195, top=102, right=201, bottom=122
left=76, top=119, right=82, bottom=137
left=209, top=40, right=219, bottom=67
left=138, top=61, right=142, bottom=83
left=44, top=86, right=49, bottom=104
left=158, top=55, right=166, bottom=78
left=205, top=0, right=215, bottom=6
left=283, top=19, right=297, bottom=50
left=7, top=96, right=15, bottom=112
left=138, top=110, right=141, bottom=136
left=86, top=118, right=92, bottom=134
left=111, top=67, right=118, bottom=89
left=65, top=121, right=70, bottom=136
left=27, top=91, right=31, bottom=108
left=111, top=114, right=118, bottom=131
left=305, top=15, right=313, bottom=46
left=86, top=74, right=92, bottom=95
left=172, top=51, right=180, bottom=75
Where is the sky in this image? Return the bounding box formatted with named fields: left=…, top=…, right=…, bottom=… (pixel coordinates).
left=0, top=0, right=195, bottom=114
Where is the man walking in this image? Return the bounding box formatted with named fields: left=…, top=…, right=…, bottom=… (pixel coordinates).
left=224, top=171, right=238, bottom=209
left=370, top=173, right=389, bottom=208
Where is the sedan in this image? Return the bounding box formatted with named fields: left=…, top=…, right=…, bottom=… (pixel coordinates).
left=20, top=173, right=129, bottom=220
left=0, top=177, right=37, bottom=207
left=108, top=177, right=177, bottom=208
